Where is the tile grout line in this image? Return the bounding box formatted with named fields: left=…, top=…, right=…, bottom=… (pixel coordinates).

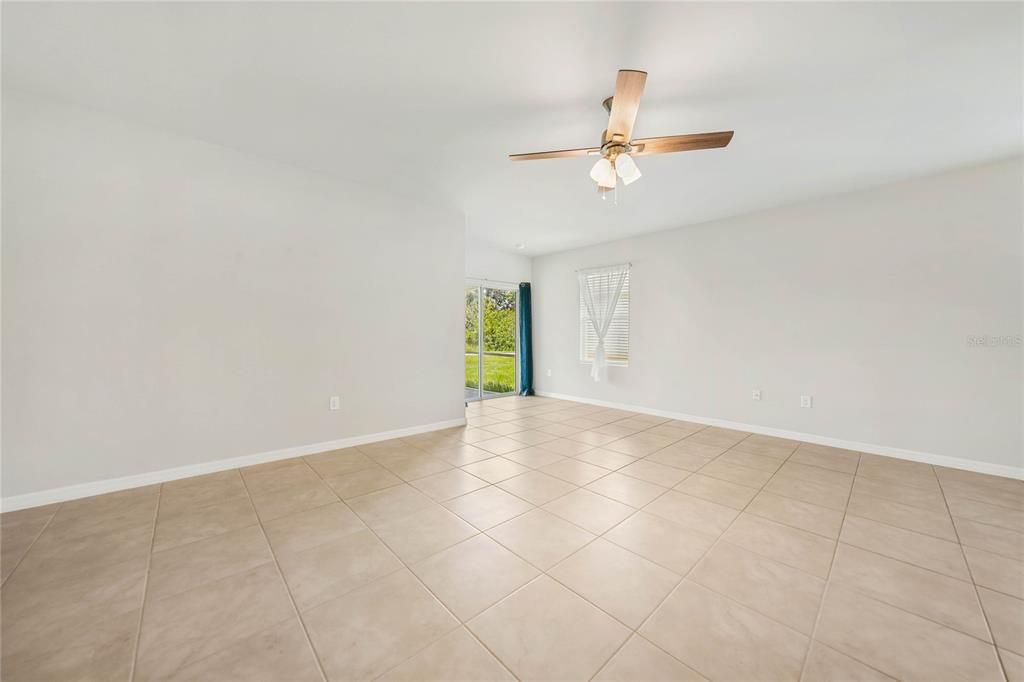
left=128, top=485, right=163, bottom=682
left=950, top=507, right=1024, bottom=534
left=468, top=425, right=831, bottom=643
left=702, top=522, right=1002, bottom=647
left=484, top=502, right=614, bottom=569
left=302, top=454, right=522, bottom=682
left=488, top=439, right=856, bottom=550
left=237, top=468, right=331, bottom=682
left=949, top=525, right=1024, bottom=564
left=361, top=410, right=704, bottom=676
left=934, top=469, right=1011, bottom=682
left=652, top=437, right=1013, bottom=647
left=587, top=438, right=806, bottom=681
left=429, top=458, right=679, bottom=674
left=453, top=416, right=743, bottom=521
left=790, top=457, right=985, bottom=680
left=838, top=496, right=981, bottom=546
left=840, top=474, right=1023, bottom=596
left=9, top=397, right=1017, bottom=680
left=452, top=405, right=1024, bottom=676
left=307, top=408, right=962, bottom=670
left=939, top=481, right=1024, bottom=513
left=795, top=450, right=861, bottom=681
left=0, top=502, right=63, bottom=589
left=836, top=529, right=982, bottom=586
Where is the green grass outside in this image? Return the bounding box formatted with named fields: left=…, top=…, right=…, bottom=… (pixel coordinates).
left=465, top=353, right=516, bottom=394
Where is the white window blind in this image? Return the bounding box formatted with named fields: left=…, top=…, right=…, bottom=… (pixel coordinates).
left=579, top=268, right=630, bottom=364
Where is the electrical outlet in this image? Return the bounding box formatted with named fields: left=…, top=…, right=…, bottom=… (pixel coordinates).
left=800, top=395, right=813, bottom=408
left=329, top=396, right=340, bottom=411
left=752, top=390, right=762, bottom=401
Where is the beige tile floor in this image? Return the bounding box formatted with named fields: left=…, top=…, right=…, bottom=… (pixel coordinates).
left=2, top=396, right=1022, bottom=681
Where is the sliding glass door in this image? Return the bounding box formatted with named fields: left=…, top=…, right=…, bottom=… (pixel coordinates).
left=465, top=284, right=517, bottom=402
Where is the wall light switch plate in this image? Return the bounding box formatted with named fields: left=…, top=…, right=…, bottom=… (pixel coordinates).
left=752, top=390, right=762, bottom=401
left=547, top=369, right=552, bottom=377
left=800, top=395, right=813, bottom=408
left=329, top=396, right=340, bottom=411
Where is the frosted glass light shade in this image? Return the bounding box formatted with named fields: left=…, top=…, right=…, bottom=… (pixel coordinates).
left=589, top=157, right=617, bottom=188
left=616, top=153, right=642, bottom=185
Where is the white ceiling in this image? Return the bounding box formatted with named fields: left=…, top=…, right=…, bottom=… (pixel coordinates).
left=4, top=3, right=1022, bottom=255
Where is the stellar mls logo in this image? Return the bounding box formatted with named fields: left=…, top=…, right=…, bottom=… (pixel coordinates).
left=967, top=335, right=1022, bottom=348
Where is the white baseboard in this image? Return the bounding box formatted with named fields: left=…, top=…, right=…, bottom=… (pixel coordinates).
left=537, top=391, right=1024, bottom=481
left=0, top=417, right=467, bottom=513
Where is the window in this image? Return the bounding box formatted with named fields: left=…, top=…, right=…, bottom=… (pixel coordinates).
left=579, top=267, right=630, bottom=364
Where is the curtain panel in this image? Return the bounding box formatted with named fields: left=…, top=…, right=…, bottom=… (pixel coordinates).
left=578, top=264, right=630, bottom=382
left=517, top=282, right=534, bottom=396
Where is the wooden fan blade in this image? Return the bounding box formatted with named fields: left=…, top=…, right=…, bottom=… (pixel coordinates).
left=509, top=147, right=600, bottom=161
left=630, top=131, right=734, bottom=156
left=607, top=70, right=647, bottom=143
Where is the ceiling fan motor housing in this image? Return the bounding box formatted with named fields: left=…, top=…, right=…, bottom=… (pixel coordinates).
left=600, top=141, right=634, bottom=159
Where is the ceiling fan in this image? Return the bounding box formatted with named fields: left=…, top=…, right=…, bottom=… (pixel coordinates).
left=510, top=69, right=733, bottom=193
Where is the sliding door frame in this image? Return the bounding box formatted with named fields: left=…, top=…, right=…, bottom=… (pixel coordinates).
left=465, top=279, right=518, bottom=402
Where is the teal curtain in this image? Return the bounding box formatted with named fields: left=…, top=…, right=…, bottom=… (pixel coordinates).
left=517, top=282, right=534, bottom=396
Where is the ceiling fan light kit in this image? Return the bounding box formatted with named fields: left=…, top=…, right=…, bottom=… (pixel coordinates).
left=510, top=69, right=734, bottom=194
left=615, top=153, right=642, bottom=185
left=589, top=157, right=617, bottom=188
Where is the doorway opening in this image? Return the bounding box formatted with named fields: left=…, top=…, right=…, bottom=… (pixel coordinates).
left=465, top=283, right=517, bottom=402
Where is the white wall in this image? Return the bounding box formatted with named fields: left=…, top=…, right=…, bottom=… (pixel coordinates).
left=2, top=90, right=465, bottom=501
left=533, top=159, right=1023, bottom=473
left=465, top=239, right=531, bottom=285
